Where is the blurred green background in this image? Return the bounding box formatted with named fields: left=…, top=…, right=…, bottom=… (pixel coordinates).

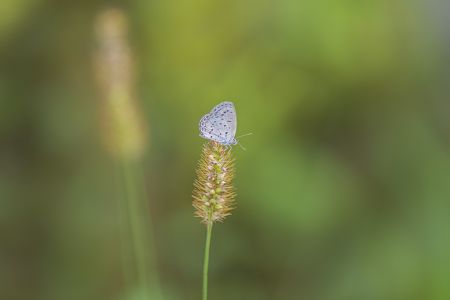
left=1, top=0, right=450, bottom=299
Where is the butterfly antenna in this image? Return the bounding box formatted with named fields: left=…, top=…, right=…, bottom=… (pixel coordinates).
left=236, top=132, right=253, bottom=139
left=237, top=141, right=247, bottom=151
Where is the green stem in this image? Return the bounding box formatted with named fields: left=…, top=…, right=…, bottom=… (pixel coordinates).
left=122, top=161, right=148, bottom=293
left=203, top=222, right=213, bottom=300
left=121, top=161, right=162, bottom=299
left=116, top=163, right=133, bottom=288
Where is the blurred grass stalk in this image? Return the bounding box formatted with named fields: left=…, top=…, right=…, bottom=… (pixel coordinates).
left=94, top=8, right=161, bottom=299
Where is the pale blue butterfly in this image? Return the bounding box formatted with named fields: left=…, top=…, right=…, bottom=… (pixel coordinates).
left=199, top=101, right=238, bottom=146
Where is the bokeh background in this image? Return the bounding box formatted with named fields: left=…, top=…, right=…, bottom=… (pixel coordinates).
left=1, top=1, right=450, bottom=299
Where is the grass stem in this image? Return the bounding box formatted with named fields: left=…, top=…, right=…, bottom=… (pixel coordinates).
left=122, top=160, right=162, bottom=299
left=203, top=222, right=213, bottom=300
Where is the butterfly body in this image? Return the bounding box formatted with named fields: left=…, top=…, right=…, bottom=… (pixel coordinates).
left=199, top=101, right=237, bottom=145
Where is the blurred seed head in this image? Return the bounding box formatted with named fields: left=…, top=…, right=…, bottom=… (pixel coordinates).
left=193, top=141, right=236, bottom=225
left=94, top=7, right=146, bottom=161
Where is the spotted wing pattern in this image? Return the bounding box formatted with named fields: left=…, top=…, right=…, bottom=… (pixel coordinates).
left=199, top=101, right=237, bottom=145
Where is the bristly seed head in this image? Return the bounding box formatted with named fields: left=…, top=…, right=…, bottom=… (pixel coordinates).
left=94, top=8, right=146, bottom=161
left=193, top=141, right=236, bottom=225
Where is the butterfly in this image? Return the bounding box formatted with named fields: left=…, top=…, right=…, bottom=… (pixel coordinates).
left=199, top=101, right=238, bottom=146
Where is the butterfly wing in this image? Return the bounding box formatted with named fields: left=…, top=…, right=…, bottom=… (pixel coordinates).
left=199, top=113, right=216, bottom=140
left=199, top=101, right=237, bottom=145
